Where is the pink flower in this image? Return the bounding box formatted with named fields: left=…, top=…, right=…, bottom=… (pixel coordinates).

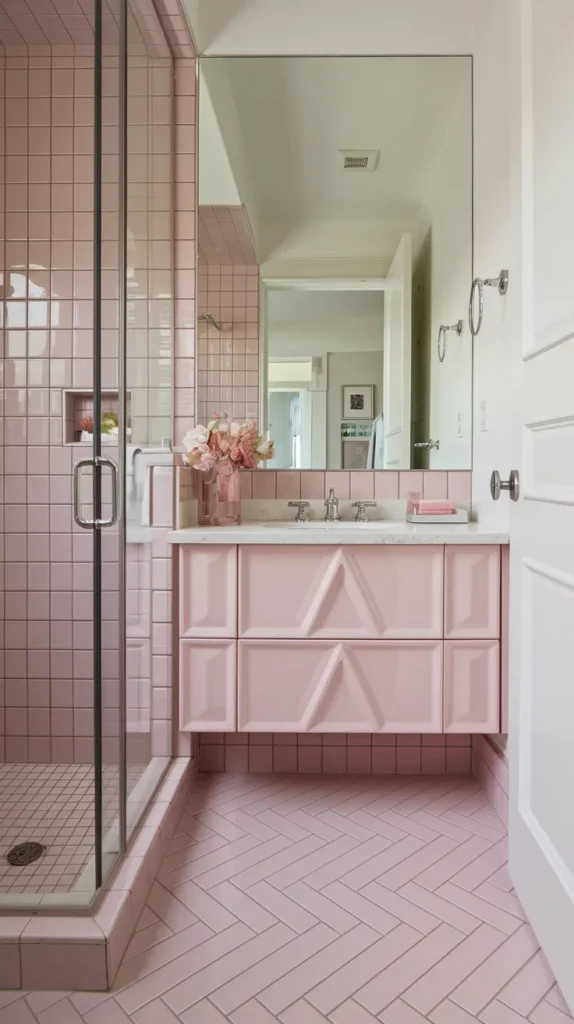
left=182, top=415, right=274, bottom=472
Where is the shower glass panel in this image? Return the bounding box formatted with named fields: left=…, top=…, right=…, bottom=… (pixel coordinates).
left=93, top=0, right=126, bottom=888
left=124, top=0, right=174, bottom=842
left=0, top=0, right=173, bottom=910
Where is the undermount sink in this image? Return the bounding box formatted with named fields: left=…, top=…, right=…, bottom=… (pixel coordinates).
left=264, top=520, right=397, bottom=529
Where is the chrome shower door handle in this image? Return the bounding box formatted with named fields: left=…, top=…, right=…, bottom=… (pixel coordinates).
left=73, top=458, right=96, bottom=529
left=73, top=456, right=119, bottom=529
left=96, top=456, right=119, bottom=527
left=414, top=439, right=440, bottom=451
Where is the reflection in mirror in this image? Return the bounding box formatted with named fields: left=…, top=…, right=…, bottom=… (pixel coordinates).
left=197, top=56, right=472, bottom=470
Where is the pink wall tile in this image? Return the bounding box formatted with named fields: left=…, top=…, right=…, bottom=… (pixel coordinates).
left=198, top=206, right=258, bottom=266
left=448, top=471, right=472, bottom=505
left=422, top=747, right=447, bottom=773
left=196, top=219, right=259, bottom=427
left=252, top=471, right=276, bottom=500
left=374, top=471, right=399, bottom=500
left=0, top=18, right=189, bottom=765
left=322, top=746, right=348, bottom=773
left=199, top=745, right=225, bottom=772
left=240, top=471, right=253, bottom=499
left=197, top=734, right=470, bottom=778
left=423, top=471, right=448, bottom=499
left=372, top=747, right=397, bottom=774
left=347, top=746, right=372, bottom=773
left=224, top=745, right=249, bottom=773
left=249, top=745, right=273, bottom=772
left=350, top=472, right=374, bottom=500
left=297, top=747, right=322, bottom=773
left=274, top=745, right=298, bottom=773
left=447, top=747, right=473, bottom=773
left=397, top=747, right=422, bottom=774
left=399, top=471, right=424, bottom=500
left=325, top=471, right=350, bottom=500
left=300, top=471, right=325, bottom=500
left=276, top=471, right=301, bottom=500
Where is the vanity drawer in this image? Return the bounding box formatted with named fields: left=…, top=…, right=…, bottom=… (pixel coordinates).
left=179, top=546, right=237, bottom=638
left=444, top=640, right=500, bottom=733
left=179, top=639, right=236, bottom=731
left=239, top=545, right=444, bottom=639
left=444, top=546, right=501, bottom=639
left=237, top=639, right=443, bottom=733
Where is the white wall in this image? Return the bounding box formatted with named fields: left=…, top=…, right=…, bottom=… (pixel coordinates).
left=414, top=71, right=473, bottom=470
left=267, top=291, right=384, bottom=469
left=198, top=77, right=241, bottom=205
left=189, top=0, right=520, bottom=527
left=327, top=351, right=384, bottom=469
left=267, top=291, right=385, bottom=358
left=186, top=0, right=478, bottom=56
left=471, top=0, right=522, bottom=528
left=259, top=219, right=419, bottom=274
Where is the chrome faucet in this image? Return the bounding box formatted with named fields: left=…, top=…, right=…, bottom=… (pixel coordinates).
left=324, top=487, right=340, bottom=522
left=288, top=500, right=310, bottom=522
left=352, top=500, right=377, bottom=522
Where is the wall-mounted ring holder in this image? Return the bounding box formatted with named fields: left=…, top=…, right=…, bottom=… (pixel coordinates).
left=468, top=269, right=509, bottom=336
left=437, top=319, right=463, bottom=363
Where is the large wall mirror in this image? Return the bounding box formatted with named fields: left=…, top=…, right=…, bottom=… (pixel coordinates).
left=197, top=56, right=473, bottom=470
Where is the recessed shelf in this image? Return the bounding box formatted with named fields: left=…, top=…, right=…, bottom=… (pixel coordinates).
left=63, top=389, right=132, bottom=446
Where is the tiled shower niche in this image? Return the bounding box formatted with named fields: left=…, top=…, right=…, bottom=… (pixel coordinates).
left=63, top=389, right=132, bottom=445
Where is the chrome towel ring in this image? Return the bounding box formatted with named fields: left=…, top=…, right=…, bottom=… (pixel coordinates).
left=468, top=269, right=509, bottom=336
left=437, top=319, right=463, bottom=363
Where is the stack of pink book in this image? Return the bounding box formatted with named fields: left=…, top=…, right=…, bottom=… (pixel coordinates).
left=407, top=495, right=457, bottom=516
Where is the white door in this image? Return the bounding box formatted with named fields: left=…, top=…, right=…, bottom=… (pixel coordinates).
left=509, top=0, right=574, bottom=1010
left=383, top=233, right=412, bottom=468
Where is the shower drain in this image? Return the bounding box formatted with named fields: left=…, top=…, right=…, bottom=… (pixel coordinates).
left=6, top=842, right=46, bottom=867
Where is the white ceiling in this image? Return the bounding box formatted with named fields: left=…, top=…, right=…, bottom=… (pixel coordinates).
left=200, top=56, right=471, bottom=268
left=182, top=0, right=479, bottom=58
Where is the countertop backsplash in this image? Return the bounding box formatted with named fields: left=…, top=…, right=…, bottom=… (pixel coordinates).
left=175, top=467, right=472, bottom=529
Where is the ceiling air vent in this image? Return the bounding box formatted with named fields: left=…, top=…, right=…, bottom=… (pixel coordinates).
left=339, top=149, right=380, bottom=172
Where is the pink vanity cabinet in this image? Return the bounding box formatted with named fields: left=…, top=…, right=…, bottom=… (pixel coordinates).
left=178, top=544, right=503, bottom=735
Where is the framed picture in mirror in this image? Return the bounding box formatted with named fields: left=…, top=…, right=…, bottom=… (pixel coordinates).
left=342, top=385, right=374, bottom=420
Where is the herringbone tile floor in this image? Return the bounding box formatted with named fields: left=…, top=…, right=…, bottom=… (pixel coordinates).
left=2, top=772, right=573, bottom=1023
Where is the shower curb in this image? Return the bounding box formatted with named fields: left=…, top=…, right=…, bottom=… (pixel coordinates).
left=0, top=757, right=195, bottom=991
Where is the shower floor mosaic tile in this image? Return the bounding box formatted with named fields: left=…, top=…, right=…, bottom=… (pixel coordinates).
left=0, top=763, right=146, bottom=895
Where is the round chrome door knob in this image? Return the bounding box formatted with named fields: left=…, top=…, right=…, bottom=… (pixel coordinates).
left=491, top=469, right=520, bottom=502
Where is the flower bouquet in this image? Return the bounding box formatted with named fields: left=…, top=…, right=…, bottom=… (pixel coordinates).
left=182, top=414, right=274, bottom=526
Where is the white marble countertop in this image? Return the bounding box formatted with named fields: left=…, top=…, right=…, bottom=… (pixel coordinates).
left=168, top=521, right=509, bottom=546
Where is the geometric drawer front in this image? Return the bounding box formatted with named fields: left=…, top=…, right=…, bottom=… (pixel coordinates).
left=179, top=640, right=236, bottom=731
left=444, top=545, right=501, bottom=639
left=237, top=639, right=444, bottom=733
left=179, top=545, right=237, bottom=638
left=443, top=639, right=500, bottom=733
left=239, top=545, right=444, bottom=639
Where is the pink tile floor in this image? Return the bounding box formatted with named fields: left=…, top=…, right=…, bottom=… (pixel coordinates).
left=1, top=772, right=572, bottom=1022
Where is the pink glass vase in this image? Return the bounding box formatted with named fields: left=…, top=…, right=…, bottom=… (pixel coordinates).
left=197, top=460, right=241, bottom=526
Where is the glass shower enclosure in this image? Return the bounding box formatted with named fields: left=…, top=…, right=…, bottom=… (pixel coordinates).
left=0, top=0, right=175, bottom=908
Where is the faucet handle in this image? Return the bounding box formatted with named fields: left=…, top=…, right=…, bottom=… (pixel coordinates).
left=288, top=500, right=310, bottom=522
left=352, top=500, right=377, bottom=522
